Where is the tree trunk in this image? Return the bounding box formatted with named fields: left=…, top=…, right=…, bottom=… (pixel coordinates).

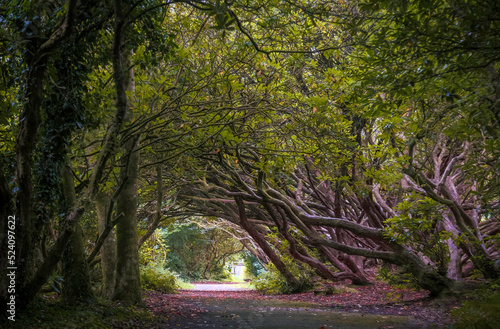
left=96, top=192, right=117, bottom=299
left=405, top=167, right=499, bottom=279
left=234, top=197, right=301, bottom=291
left=138, top=164, right=163, bottom=249
left=0, top=169, right=14, bottom=315
left=312, top=234, right=454, bottom=296
left=443, top=215, right=462, bottom=281
left=274, top=206, right=367, bottom=284
left=18, top=205, right=85, bottom=312
left=319, top=245, right=371, bottom=285
left=446, top=238, right=462, bottom=281
left=61, top=164, right=94, bottom=304
left=16, top=58, right=47, bottom=306
left=15, top=0, right=80, bottom=308
left=387, top=245, right=454, bottom=297
left=112, top=138, right=141, bottom=306
left=61, top=224, right=94, bottom=304
left=111, top=4, right=141, bottom=304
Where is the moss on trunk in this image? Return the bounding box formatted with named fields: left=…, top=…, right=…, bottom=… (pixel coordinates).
left=112, top=137, right=141, bottom=305
left=96, top=192, right=117, bottom=299
left=61, top=164, right=94, bottom=304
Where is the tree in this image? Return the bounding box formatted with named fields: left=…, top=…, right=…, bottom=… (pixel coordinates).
left=2, top=0, right=499, bottom=315
left=0, top=0, right=115, bottom=309
left=346, top=0, right=500, bottom=279
left=159, top=221, right=243, bottom=280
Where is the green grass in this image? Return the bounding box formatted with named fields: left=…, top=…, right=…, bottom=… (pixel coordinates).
left=224, top=274, right=246, bottom=283
left=230, top=282, right=253, bottom=289
left=178, top=280, right=195, bottom=289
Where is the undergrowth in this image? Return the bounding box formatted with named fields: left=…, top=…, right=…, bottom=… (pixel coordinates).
left=253, top=261, right=313, bottom=295
left=2, top=296, right=166, bottom=329
left=451, top=282, right=500, bottom=329
left=140, top=265, right=179, bottom=294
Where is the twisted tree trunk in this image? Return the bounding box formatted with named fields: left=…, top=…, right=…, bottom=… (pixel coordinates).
left=235, top=197, right=302, bottom=291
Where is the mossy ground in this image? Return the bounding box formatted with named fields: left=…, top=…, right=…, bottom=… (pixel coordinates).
left=450, top=281, right=500, bottom=329
left=3, top=294, right=168, bottom=329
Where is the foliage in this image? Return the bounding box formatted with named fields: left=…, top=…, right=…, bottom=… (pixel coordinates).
left=350, top=0, right=500, bottom=215
left=161, top=222, right=242, bottom=281
left=2, top=0, right=500, bottom=314
left=140, top=265, right=179, bottom=294
left=376, top=264, right=419, bottom=291
left=176, top=280, right=195, bottom=290
left=384, top=196, right=449, bottom=272
left=138, top=231, right=168, bottom=266
left=242, top=251, right=265, bottom=278
left=45, top=274, right=64, bottom=295
left=252, top=267, right=289, bottom=295
left=253, top=257, right=313, bottom=295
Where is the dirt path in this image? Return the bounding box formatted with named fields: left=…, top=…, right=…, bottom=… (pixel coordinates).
left=145, top=284, right=456, bottom=328
left=190, top=283, right=251, bottom=291
left=161, top=296, right=418, bottom=328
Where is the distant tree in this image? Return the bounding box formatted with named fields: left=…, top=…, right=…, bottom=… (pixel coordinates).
left=161, top=221, right=243, bottom=281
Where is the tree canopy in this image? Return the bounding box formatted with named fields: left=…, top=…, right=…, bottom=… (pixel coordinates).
left=0, top=0, right=499, bottom=317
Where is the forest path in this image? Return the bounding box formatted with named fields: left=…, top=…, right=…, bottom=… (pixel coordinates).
left=190, top=282, right=252, bottom=291
left=145, top=287, right=445, bottom=329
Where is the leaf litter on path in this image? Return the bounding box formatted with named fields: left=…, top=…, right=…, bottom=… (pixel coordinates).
left=144, top=282, right=458, bottom=328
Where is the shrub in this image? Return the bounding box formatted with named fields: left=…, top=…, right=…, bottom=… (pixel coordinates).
left=140, top=265, right=178, bottom=294
left=253, top=261, right=313, bottom=295
left=384, top=197, right=449, bottom=273
left=376, top=263, right=420, bottom=290
left=253, top=265, right=289, bottom=294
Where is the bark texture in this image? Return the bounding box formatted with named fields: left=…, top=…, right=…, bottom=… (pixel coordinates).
left=96, top=192, right=117, bottom=299
left=112, top=137, right=141, bottom=305
left=138, top=164, right=163, bottom=249
left=235, top=197, right=302, bottom=291
left=111, top=0, right=141, bottom=304
left=61, top=165, right=94, bottom=304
